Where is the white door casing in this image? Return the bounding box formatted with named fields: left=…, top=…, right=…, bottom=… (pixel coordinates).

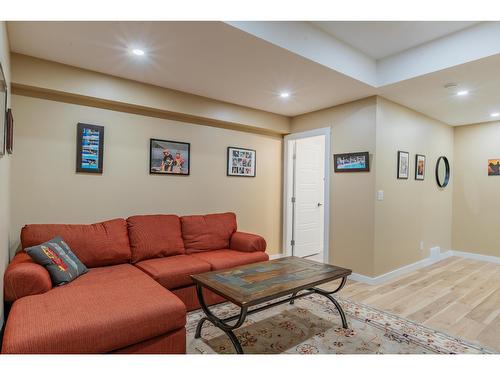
left=283, top=127, right=330, bottom=263
left=292, top=135, right=325, bottom=258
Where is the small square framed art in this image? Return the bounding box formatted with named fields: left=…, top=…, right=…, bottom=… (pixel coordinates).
left=227, top=147, right=256, bottom=177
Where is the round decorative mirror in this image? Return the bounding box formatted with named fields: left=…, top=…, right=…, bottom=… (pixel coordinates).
left=436, top=156, right=450, bottom=188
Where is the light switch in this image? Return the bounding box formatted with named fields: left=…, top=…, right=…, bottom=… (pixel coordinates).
left=377, top=190, right=384, bottom=201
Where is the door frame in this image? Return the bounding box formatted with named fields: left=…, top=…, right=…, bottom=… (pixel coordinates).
left=283, top=127, right=331, bottom=263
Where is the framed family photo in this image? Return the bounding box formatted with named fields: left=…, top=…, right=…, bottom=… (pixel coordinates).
left=150, top=138, right=190, bottom=175
left=334, top=151, right=370, bottom=172
left=415, top=154, right=426, bottom=180
left=76, top=123, right=104, bottom=174
left=488, top=159, right=500, bottom=176
left=397, top=151, right=409, bottom=179
left=227, top=147, right=256, bottom=177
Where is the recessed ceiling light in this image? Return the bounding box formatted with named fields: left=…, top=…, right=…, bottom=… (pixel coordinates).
left=491, top=112, right=500, bottom=117
left=456, top=90, right=469, bottom=96
left=132, top=48, right=145, bottom=56
left=280, top=92, right=290, bottom=99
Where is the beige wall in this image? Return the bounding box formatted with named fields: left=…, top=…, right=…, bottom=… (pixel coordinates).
left=11, top=54, right=290, bottom=135
left=374, top=98, right=454, bottom=275
left=0, top=22, right=11, bottom=327
left=291, top=97, right=377, bottom=276
left=10, top=95, right=283, bottom=256
left=453, top=121, right=500, bottom=257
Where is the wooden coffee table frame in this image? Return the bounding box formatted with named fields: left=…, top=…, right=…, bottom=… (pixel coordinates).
left=192, top=258, right=351, bottom=354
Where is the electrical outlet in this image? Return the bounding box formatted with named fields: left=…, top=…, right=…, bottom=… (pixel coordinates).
left=430, top=247, right=441, bottom=259
left=419, top=241, right=424, bottom=251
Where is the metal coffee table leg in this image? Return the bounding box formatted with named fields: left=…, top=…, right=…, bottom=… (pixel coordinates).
left=311, top=276, right=349, bottom=328
left=195, top=283, right=247, bottom=354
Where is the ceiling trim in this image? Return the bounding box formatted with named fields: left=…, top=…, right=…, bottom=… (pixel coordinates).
left=12, top=83, right=286, bottom=138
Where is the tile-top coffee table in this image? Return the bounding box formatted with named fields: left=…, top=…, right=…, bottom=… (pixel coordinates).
left=191, top=256, right=352, bottom=354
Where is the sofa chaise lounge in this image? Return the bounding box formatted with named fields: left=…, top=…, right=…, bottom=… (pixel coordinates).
left=1, top=212, right=268, bottom=354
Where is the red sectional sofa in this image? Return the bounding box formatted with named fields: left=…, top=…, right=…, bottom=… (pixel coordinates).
left=1, top=212, right=268, bottom=354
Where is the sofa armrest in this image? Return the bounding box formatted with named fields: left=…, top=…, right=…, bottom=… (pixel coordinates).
left=230, top=232, right=267, bottom=252
left=4, top=252, right=53, bottom=302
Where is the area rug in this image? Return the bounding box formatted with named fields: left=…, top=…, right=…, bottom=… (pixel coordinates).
left=186, top=294, right=494, bottom=354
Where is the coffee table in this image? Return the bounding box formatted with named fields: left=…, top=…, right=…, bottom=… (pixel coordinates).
left=191, top=256, right=352, bottom=354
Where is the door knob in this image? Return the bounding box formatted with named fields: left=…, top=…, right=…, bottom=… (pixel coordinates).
left=317, top=203, right=323, bottom=207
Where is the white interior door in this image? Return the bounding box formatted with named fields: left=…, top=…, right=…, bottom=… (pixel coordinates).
left=292, top=135, right=325, bottom=258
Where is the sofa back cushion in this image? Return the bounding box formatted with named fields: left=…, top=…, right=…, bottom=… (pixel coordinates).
left=21, top=219, right=131, bottom=268
left=181, top=212, right=237, bottom=253
left=127, top=215, right=185, bottom=263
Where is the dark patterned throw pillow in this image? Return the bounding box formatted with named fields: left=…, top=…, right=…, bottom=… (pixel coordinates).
left=25, top=236, right=88, bottom=286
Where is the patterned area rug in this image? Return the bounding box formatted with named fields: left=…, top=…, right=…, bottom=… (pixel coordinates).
left=187, top=294, right=494, bottom=354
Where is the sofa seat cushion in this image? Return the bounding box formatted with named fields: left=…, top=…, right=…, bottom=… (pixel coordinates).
left=181, top=212, right=237, bottom=253
left=135, top=255, right=211, bottom=290
left=190, top=249, right=269, bottom=270
left=1, top=264, right=186, bottom=354
left=20, top=219, right=131, bottom=268
left=127, top=214, right=185, bottom=263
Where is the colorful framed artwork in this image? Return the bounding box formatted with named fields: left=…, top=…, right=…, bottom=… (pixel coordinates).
left=227, top=147, right=256, bottom=177
left=150, top=138, right=190, bottom=175
left=334, top=151, right=370, bottom=173
left=488, top=159, right=500, bottom=176
left=76, top=123, right=104, bottom=174
left=415, top=154, right=426, bottom=180
left=397, top=151, right=409, bottom=179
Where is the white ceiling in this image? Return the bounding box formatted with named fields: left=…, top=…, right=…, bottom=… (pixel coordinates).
left=6, top=21, right=375, bottom=117
left=380, top=53, right=500, bottom=126
left=312, top=21, right=480, bottom=59
left=6, top=21, right=500, bottom=125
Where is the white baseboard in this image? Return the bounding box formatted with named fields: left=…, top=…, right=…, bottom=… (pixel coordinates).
left=450, top=250, right=500, bottom=264
left=349, top=248, right=500, bottom=285
left=268, top=248, right=500, bottom=285
left=349, top=249, right=452, bottom=286
left=269, top=253, right=285, bottom=260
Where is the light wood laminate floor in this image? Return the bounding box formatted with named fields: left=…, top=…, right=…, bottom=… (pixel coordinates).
left=322, top=256, right=500, bottom=352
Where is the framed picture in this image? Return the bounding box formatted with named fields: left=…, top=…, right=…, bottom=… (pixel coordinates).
left=150, top=138, right=190, bottom=175
left=415, top=154, right=426, bottom=180
left=76, top=123, right=104, bottom=174
left=6, top=108, right=13, bottom=154
left=334, top=151, right=370, bottom=172
left=227, top=147, right=256, bottom=177
left=0, top=62, right=7, bottom=157
left=397, top=151, right=409, bottom=179
left=488, top=159, right=500, bottom=176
